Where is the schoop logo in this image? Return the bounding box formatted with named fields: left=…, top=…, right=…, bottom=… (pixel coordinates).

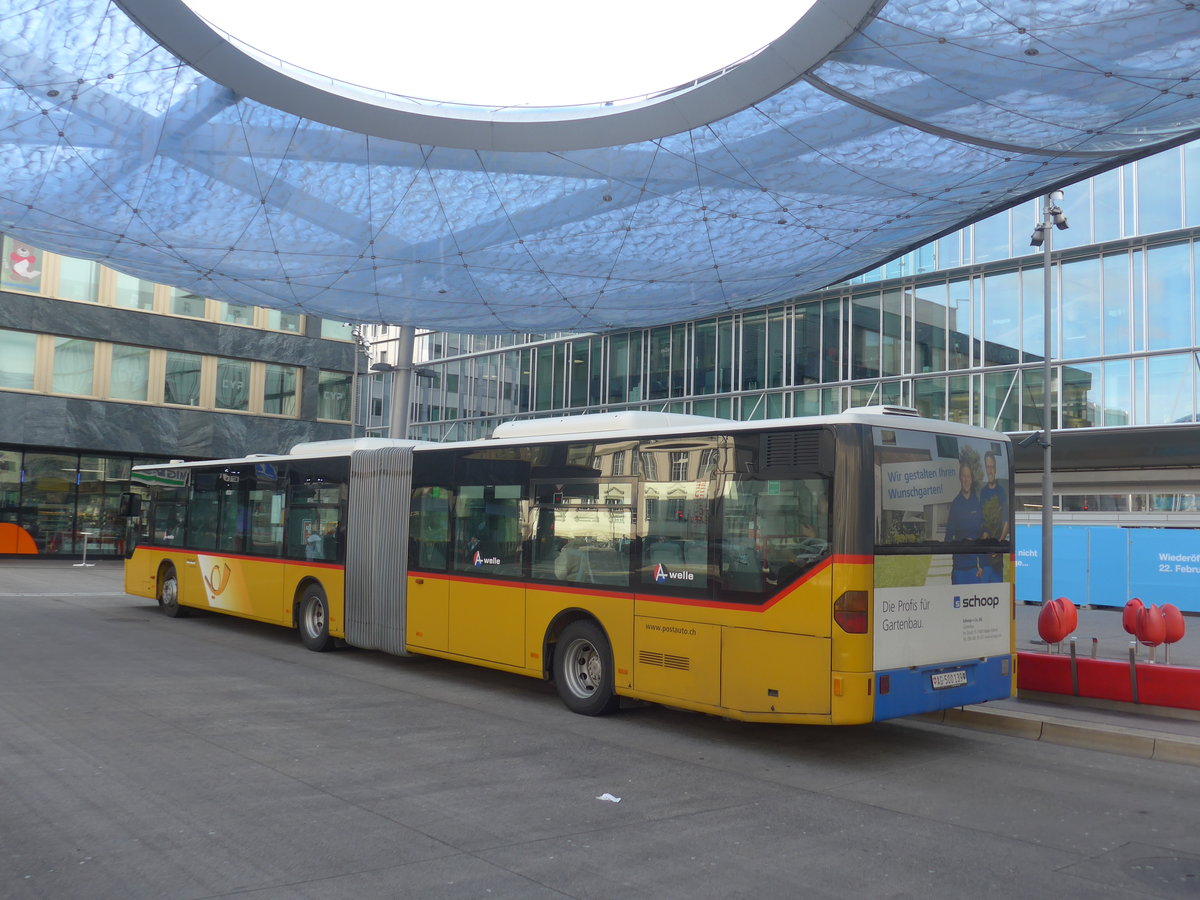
left=954, top=593, right=1001, bottom=609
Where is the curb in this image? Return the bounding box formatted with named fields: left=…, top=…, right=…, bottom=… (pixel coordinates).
left=915, top=705, right=1200, bottom=767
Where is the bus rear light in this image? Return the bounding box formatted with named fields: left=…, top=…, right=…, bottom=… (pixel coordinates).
left=833, top=590, right=868, bottom=634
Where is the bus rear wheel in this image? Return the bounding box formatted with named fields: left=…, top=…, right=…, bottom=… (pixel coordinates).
left=298, top=585, right=334, bottom=652
left=554, top=620, right=619, bottom=716
left=158, top=565, right=189, bottom=618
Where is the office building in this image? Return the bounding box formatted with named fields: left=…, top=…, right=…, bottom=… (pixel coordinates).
left=0, top=248, right=358, bottom=556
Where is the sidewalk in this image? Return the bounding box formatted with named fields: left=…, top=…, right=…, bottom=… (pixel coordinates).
left=940, top=601, right=1200, bottom=765
left=1015, top=600, right=1200, bottom=668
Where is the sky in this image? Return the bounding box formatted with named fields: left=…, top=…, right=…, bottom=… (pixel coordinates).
left=185, top=1, right=810, bottom=108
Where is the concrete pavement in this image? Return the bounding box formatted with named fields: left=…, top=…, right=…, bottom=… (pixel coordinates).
left=2, top=559, right=1200, bottom=898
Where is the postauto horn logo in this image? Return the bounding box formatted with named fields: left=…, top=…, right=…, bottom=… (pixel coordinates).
left=954, top=593, right=1001, bottom=609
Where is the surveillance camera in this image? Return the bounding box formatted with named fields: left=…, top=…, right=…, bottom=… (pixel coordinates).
left=1017, top=431, right=1042, bottom=448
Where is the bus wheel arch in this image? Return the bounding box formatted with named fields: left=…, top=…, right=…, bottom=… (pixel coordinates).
left=549, top=614, right=619, bottom=716
left=157, top=561, right=189, bottom=618
left=295, top=579, right=335, bottom=652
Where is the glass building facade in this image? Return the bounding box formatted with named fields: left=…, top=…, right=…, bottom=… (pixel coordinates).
left=407, top=141, right=1200, bottom=447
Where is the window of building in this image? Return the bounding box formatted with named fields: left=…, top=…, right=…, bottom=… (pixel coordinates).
left=215, top=358, right=251, bottom=411
left=263, top=364, right=299, bottom=416
left=1138, top=151, right=1184, bottom=237
left=21, top=452, right=78, bottom=554
left=1145, top=242, right=1192, bottom=352
left=1147, top=354, right=1194, bottom=424
left=164, top=351, right=202, bottom=406
left=217, top=300, right=255, bottom=325
left=170, top=288, right=207, bottom=318
left=265, top=309, right=303, bottom=333
left=58, top=257, right=99, bottom=302
left=51, top=337, right=96, bottom=395
left=1059, top=258, right=1101, bottom=360
left=0, top=329, right=36, bottom=389
left=317, top=371, right=352, bottom=422
left=113, top=271, right=155, bottom=310
left=1, top=236, right=43, bottom=292
left=320, top=319, right=353, bottom=340
left=110, top=345, right=151, bottom=401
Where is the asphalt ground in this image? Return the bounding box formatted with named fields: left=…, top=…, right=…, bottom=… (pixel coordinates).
left=2, top=560, right=1199, bottom=898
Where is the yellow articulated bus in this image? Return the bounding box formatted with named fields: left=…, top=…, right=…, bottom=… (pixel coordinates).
left=124, top=407, right=1015, bottom=724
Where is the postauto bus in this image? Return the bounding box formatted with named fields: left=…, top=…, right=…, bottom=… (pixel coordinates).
left=124, top=407, right=1015, bottom=724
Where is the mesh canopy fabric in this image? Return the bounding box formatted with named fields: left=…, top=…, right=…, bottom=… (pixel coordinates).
left=1, top=0, right=1199, bottom=333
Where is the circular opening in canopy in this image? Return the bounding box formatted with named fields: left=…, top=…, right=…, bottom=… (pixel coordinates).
left=186, top=0, right=812, bottom=110
left=121, top=0, right=874, bottom=150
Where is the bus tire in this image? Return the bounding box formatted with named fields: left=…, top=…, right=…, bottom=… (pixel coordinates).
left=158, top=565, right=189, bottom=618
left=298, top=585, right=335, bottom=652
left=554, top=620, right=619, bottom=716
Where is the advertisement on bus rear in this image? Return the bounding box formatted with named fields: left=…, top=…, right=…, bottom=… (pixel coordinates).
left=873, top=558, right=1010, bottom=669
left=872, top=426, right=1013, bottom=669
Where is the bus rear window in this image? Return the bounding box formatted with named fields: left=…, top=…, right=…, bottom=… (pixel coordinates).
left=874, top=427, right=1011, bottom=552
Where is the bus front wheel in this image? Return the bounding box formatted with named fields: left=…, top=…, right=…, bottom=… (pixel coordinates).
left=158, top=565, right=189, bottom=618
left=554, top=620, right=619, bottom=716
left=298, top=585, right=334, bottom=652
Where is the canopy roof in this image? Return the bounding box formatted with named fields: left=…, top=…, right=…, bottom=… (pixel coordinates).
left=1, top=0, right=1199, bottom=333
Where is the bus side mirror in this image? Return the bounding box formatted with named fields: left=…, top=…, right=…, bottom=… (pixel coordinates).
left=118, top=493, right=143, bottom=517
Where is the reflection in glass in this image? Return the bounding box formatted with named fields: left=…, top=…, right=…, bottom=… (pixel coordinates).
left=0, top=329, right=36, bottom=388
left=164, top=352, right=202, bottom=406
left=170, top=288, right=206, bottom=318
left=317, top=370, right=352, bottom=420
left=264, top=364, right=298, bottom=415
left=110, top=345, right=150, bottom=401
left=21, top=452, right=77, bottom=553
left=58, top=257, right=99, bottom=302
left=1060, top=257, right=1101, bottom=360
left=1147, top=354, right=1194, bottom=424
left=51, top=338, right=95, bottom=395
left=215, top=358, right=250, bottom=410
left=1138, top=152, right=1183, bottom=237
left=1102, top=253, right=1130, bottom=355
left=1104, top=359, right=1131, bottom=426
left=1061, top=363, right=1100, bottom=428
left=1146, top=243, right=1191, bottom=351
left=113, top=271, right=155, bottom=309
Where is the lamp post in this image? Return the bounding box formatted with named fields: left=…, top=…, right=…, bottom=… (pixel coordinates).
left=1029, top=190, right=1068, bottom=605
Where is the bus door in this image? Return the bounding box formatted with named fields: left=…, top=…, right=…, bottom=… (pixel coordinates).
left=406, top=485, right=451, bottom=652
left=196, top=464, right=287, bottom=623
left=447, top=482, right=527, bottom=667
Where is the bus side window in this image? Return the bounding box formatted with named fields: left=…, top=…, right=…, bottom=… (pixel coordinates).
left=285, top=459, right=349, bottom=563
left=409, top=486, right=449, bottom=570
left=719, top=476, right=830, bottom=599
left=186, top=474, right=220, bottom=551
left=152, top=501, right=187, bottom=546
left=452, top=484, right=525, bottom=578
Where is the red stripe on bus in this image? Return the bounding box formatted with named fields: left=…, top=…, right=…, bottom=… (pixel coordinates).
left=411, top=554, right=873, bottom=612
left=135, top=545, right=345, bottom=570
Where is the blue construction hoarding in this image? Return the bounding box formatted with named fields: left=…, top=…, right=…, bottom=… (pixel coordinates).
left=1016, top=524, right=1200, bottom=611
